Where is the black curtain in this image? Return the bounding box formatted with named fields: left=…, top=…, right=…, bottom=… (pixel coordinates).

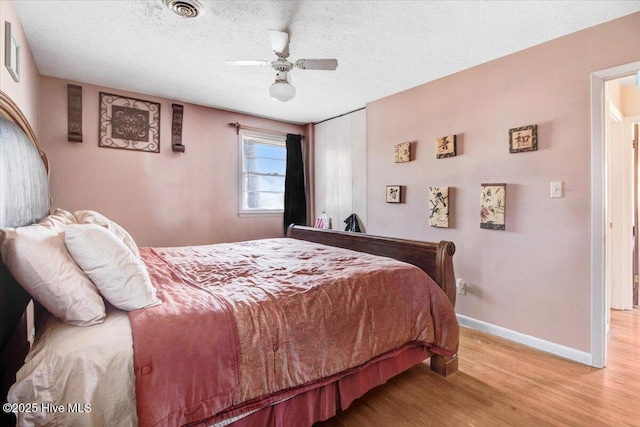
left=283, top=133, right=307, bottom=235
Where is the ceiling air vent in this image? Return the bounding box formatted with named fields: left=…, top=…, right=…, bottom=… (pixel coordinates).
left=163, top=0, right=204, bottom=18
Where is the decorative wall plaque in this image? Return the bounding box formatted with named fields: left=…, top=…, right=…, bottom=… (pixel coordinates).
left=67, top=84, right=82, bottom=142
left=99, top=92, right=160, bottom=153
left=436, top=135, right=456, bottom=158
left=171, top=103, right=185, bottom=153
left=429, top=186, right=449, bottom=227
left=509, top=124, right=537, bottom=153
left=394, top=142, right=411, bottom=163
left=480, top=183, right=506, bottom=230
left=386, top=185, right=402, bottom=203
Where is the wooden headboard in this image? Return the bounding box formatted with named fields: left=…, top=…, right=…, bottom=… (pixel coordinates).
left=0, top=90, right=50, bottom=419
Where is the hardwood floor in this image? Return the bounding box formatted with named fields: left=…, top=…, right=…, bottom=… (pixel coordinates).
left=317, top=309, right=640, bottom=426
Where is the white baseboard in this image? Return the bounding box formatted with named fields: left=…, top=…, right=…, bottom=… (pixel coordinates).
left=456, top=314, right=594, bottom=366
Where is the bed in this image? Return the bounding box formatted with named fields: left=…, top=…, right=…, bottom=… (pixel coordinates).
left=0, top=89, right=459, bottom=427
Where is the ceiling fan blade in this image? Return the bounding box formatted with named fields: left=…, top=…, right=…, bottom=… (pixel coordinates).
left=294, top=59, right=338, bottom=70
left=268, top=30, right=289, bottom=57
left=225, top=60, right=270, bottom=66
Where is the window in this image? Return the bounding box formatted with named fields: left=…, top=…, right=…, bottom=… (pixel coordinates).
left=239, top=130, right=286, bottom=214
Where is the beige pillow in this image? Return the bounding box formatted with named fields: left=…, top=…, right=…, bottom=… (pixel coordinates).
left=73, top=210, right=140, bottom=259
left=0, top=222, right=106, bottom=326
left=39, top=208, right=77, bottom=232
left=64, top=224, right=160, bottom=311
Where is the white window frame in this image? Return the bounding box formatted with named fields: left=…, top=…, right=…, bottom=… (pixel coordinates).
left=238, top=129, right=287, bottom=216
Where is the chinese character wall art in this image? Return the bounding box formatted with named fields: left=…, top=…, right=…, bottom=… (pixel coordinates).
left=429, top=187, right=449, bottom=227
left=436, top=134, right=456, bottom=158
left=480, top=183, right=506, bottom=230
left=386, top=186, right=401, bottom=203
left=509, top=124, right=537, bottom=153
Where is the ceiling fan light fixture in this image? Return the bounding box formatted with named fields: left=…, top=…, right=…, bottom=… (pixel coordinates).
left=269, top=80, right=296, bottom=102
left=227, top=30, right=337, bottom=102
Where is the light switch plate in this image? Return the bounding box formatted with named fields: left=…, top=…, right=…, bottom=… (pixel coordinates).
left=551, top=181, right=563, bottom=198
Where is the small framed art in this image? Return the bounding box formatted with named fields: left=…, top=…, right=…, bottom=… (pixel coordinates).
left=394, top=142, right=411, bottom=163
left=429, top=186, right=449, bottom=227
left=480, top=183, right=506, bottom=230
left=386, top=186, right=401, bottom=203
left=4, top=22, right=20, bottom=83
left=436, top=135, right=456, bottom=158
left=509, top=125, right=537, bottom=153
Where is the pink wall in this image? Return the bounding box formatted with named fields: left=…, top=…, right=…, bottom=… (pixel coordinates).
left=38, top=77, right=305, bottom=247
left=366, top=12, right=640, bottom=352
left=0, top=0, right=40, bottom=136
left=622, top=84, right=640, bottom=116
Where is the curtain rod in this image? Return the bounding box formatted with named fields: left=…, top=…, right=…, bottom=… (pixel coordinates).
left=228, top=122, right=304, bottom=138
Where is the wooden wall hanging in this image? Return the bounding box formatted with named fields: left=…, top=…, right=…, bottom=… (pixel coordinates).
left=67, top=84, right=82, bottom=142
left=171, top=103, right=185, bottom=153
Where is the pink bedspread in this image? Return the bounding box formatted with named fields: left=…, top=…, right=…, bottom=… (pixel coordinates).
left=129, top=238, right=458, bottom=427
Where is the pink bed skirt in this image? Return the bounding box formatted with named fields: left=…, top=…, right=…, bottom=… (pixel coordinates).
left=228, top=345, right=431, bottom=426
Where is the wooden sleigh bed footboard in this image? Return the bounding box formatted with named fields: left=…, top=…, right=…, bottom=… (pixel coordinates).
left=287, top=224, right=459, bottom=376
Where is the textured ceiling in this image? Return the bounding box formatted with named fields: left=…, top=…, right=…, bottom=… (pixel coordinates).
left=13, top=0, right=640, bottom=124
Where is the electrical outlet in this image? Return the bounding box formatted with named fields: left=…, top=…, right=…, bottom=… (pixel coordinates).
left=550, top=181, right=563, bottom=198
left=456, top=278, right=467, bottom=295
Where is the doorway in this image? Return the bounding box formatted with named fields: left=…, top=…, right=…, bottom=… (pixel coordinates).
left=605, top=76, right=639, bottom=312
left=591, top=61, right=640, bottom=369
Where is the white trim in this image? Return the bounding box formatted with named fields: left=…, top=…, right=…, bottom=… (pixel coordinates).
left=591, top=71, right=606, bottom=368
left=590, top=60, right=640, bottom=369
left=238, top=211, right=282, bottom=218
left=457, top=314, right=592, bottom=366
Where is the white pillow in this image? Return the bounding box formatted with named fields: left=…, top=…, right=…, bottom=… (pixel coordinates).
left=0, top=222, right=106, bottom=326
left=64, top=224, right=160, bottom=311
left=73, top=210, right=140, bottom=259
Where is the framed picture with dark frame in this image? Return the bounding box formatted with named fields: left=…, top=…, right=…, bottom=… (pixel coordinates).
left=509, top=124, right=537, bottom=153
left=99, top=92, right=161, bottom=153
left=386, top=185, right=401, bottom=203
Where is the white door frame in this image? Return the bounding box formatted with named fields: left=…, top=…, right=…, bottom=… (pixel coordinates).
left=591, top=61, right=640, bottom=368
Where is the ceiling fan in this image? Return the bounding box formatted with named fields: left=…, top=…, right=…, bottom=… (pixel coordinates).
left=226, top=30, right=338, bottom=102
